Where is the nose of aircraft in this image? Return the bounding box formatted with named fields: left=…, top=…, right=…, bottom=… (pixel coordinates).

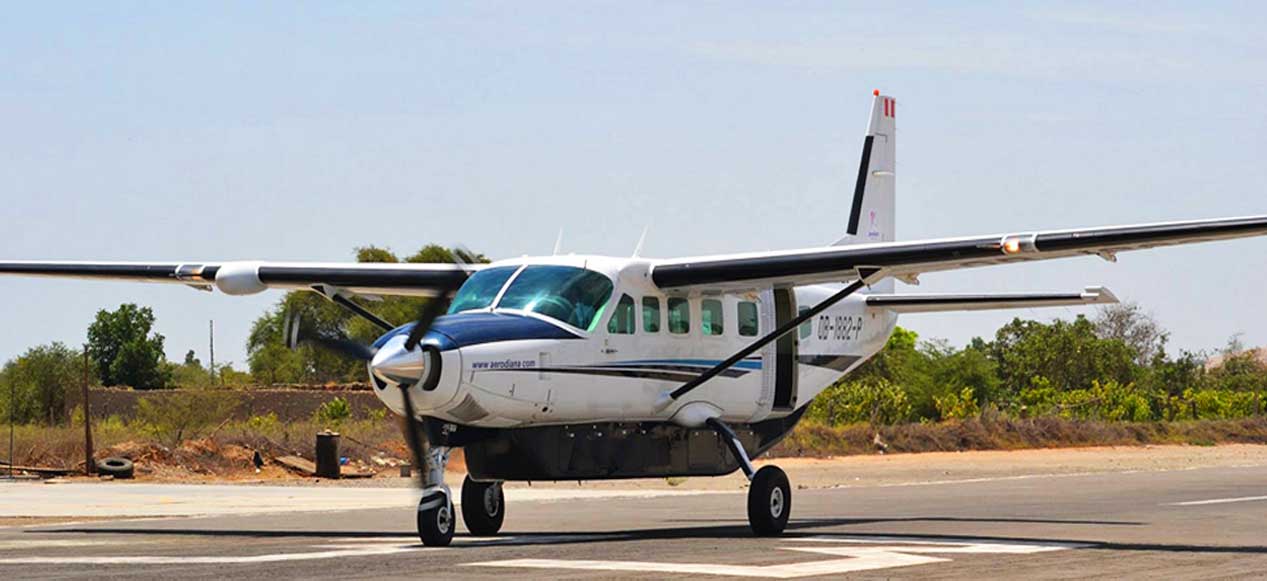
left=370, top=336, right=428, bottom=385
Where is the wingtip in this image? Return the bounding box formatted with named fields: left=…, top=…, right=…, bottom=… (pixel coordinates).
left=1083, top=286, right=1119, bottom=304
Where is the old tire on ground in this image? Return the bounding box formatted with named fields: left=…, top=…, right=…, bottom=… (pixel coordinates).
left=747, top=465, right=790, bottom=536
left=460, top=475, right=505, bottom=536
left=96, top=457, right=134, bottom=479
left=417, top=491, right=455, bottom=546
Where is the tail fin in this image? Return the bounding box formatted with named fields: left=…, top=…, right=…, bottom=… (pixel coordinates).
left=835, top=91, right=896, bottom=247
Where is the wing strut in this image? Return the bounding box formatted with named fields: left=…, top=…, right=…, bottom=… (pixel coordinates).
left=657, top=268, right=882, bottom=408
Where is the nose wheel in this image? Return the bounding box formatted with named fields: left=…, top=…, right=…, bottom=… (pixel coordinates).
left=461, top=475, right=506, bottom=535
left=417, top=488, right=455, bottom=546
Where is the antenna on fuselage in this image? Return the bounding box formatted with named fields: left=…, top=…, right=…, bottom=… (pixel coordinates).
left=552, top=229, right=564, bottom=255
left=632, top=226, right=649, bottom=258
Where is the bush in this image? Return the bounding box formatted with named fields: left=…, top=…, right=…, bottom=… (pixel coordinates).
left=934, top=387, right=981, bottom=420
left=807, top=378, right=911, bottom=426
left=315, top=397, right=353, bottom=426
left=133, top=389, right=239, bottom=446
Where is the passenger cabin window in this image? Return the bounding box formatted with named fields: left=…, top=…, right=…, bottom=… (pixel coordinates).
left=798, top=306, right=812, bottom=340
left=495, top=265, right=614, bottom=331
left=607, top=294, right=636, bottom=334
left=642, top=297, right=661, bottom=333
left=667, top=298, right=690, bottom=334
left=738, top=301, right=758, bottom=337
left=448, top=266, right=518, bottom=314
left=701, top=299, right=724, bottom=336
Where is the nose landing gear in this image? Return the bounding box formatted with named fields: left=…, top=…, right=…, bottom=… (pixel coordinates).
left=416, top=445, right=455, bottom=546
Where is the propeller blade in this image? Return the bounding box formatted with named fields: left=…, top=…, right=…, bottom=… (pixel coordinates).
left=396, top=381, right=428, bottom=486
left=283, top=310, right=378, bottom=361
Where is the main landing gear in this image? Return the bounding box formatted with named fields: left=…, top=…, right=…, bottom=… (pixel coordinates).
left=415, top=445, right=507, bottom=546
left=461, top=474, right=506, bottom=535
left=707, top=418, right=791, bottom=536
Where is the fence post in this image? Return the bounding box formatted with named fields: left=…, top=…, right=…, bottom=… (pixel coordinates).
left=83, top=345, right=94, bottom=476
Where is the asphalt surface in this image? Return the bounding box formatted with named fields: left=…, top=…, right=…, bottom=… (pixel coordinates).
left=2, top=464, right=1266, bottom=579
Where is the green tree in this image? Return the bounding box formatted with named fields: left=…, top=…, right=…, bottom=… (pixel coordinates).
left=86, top=304, right=169, bottom=389
left=987, top=316, right=1137, bottom=394
left=0, top=343, right=86, bottom=425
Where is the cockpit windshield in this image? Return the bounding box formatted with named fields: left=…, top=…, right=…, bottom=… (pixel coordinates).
left=447, top=266, right=518, bottom=314
left=495, top=265, right=614, bottom=331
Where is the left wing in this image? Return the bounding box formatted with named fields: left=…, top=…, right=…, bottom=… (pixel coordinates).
left=0, top=261, right=476, bottom=297
left=650, top=215, right=1267, bottom=291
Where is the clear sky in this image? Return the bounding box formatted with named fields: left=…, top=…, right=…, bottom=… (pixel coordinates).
left=2, top=2, right=1265, bottom=369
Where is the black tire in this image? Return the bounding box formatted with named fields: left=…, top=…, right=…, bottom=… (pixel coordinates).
left=461, top=475, right=505, bottom=536
left=96, top=457, right=134, bottom=479
left=747, top=465, right=790, bottom=536
left=417, top=491, right=455, bottom=546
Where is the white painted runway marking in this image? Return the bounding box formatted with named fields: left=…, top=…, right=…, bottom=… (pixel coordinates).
left=0, top=534, right=625, bottom=566
left=1166, top=494, right=1267, bottom=506
left=466, top=536, right=1076, bottom=578
left=0, top=544, right=423, bottom=565
left=0, top=540, right=125, bottom=550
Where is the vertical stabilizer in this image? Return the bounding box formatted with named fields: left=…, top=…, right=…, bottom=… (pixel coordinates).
left=837, top=91, right=896, bottom=246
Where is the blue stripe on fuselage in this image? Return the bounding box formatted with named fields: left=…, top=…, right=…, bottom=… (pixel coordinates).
left=611, top=358, right=763, bottom=370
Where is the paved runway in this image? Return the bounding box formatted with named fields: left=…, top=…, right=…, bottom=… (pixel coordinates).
left=2, top=463, right=1266, bottom=579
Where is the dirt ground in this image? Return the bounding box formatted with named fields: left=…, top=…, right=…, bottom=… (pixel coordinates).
left=38, top=443, right=1267, bottom=493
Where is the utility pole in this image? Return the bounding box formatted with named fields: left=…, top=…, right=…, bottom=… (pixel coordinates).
left=82, top=344, right=94, bottom=476
left=209, top=320, right=217, bottom=385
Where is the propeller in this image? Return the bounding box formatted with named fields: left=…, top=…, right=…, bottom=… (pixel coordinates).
left=283, top=253, right=473, bottom=490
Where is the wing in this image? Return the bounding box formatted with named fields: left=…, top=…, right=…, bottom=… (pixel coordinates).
left=650, top=215, right=1267, bottom=290
left=0, top=260, right=475, bottom=297
left=865, top=286, right=1117, bottom=314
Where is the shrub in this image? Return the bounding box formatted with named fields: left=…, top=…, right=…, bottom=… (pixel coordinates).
left=808, top=377, right=911, bottom=426
left=315, top=397, right=353, bottom=425
left=133, top=389, right=239, bottom=446
left=934, top=387, right=980, bottom=420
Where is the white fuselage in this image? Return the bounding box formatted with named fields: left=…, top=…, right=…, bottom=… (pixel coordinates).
left=370, top=255, right=897, bottom=428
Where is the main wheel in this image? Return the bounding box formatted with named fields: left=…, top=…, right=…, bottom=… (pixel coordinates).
left=460, top=475, right=505, bottom=536
left=417, top=491, right=456, bottom=546
left=747, top=465, right=791, bottom=536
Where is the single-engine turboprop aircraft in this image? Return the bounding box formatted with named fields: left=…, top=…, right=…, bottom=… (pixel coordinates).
left=4, top=92, right=1267, bottom=546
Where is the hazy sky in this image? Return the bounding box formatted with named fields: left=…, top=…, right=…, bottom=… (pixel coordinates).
left=2, top=2, right=1265, bottom=369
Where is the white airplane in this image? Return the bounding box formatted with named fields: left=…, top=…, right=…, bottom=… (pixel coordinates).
left=4, top=92, right=1266, bottom=546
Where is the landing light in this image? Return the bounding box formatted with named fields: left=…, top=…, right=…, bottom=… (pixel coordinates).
left=1003, top=239, right=1022, bottom=254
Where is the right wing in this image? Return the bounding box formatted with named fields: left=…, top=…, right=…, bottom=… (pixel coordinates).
left=650, top=215, right=1267, bottom=291
left=0, top=261, right=477, bottom=297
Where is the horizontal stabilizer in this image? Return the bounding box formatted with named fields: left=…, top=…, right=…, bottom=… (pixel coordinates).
left=865, top=286, right=1117, bottom=314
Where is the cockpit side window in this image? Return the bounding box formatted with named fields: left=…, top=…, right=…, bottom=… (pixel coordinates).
left=496, top=265, right=614, bottom=331
left=607, top=294, right=636, bottom=334
left=448, top=266, right=519, bottom=314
